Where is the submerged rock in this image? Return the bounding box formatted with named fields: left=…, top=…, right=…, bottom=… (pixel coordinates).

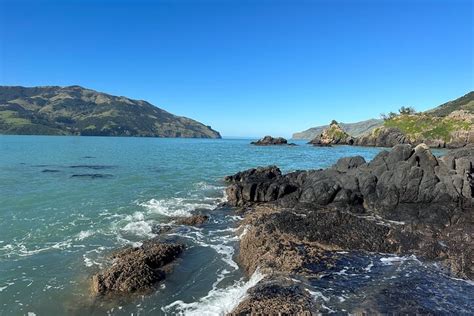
left=251, top=136, right=295, bottom=146
left=174, top=214, right=209, bottom=226
left=71, top=174, right=113, bottom=179
left=92, top=241, right=184, bottom=295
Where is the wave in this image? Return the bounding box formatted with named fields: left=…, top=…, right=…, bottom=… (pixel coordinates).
left=140, top=198, right=216, bottom=217
left=163, top=269, right=265, bottom=315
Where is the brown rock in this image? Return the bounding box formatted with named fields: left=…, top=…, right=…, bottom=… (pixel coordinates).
left=92, top=241, right=184, bottom=295
left=174, top=214, right=209, bottom=226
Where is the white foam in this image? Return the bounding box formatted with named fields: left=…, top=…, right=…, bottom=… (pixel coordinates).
left=380, top=254, right=420, bottom=265
left=122, top=221, right=153, bottom=237
left=163, top=269, right=265, bottom=315
left=364, top=261, right=374, bottom=272
left=307, top=289, right=330, bottom=302
left=76, top=230, right=94, bottom=241
left=140, top=198, right=214, bottom=217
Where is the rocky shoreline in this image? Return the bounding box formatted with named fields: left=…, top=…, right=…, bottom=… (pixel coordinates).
left=225, top=144, right=473, bottom=313
left=89, top=144, right=473, bottom=314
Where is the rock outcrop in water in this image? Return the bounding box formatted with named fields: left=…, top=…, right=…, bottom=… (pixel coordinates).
left=251, top=136, right=295, bottom=146
left=92, top=240, right=184, bottom=295
left=308, top=121, right=354, bottom=146
left=225, top=144, right=474, bottom=313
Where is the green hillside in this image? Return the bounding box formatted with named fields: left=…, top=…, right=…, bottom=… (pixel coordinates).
left=0, top=86, right=221, bottom=138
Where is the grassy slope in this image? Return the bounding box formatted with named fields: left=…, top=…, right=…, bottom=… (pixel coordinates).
left=382, top=91, right=474, bottom=143
left=384, top=115, right=471, bottom=142
left=0, top=86, right=221, bottom=138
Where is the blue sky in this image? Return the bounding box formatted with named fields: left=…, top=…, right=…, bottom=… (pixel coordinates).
left=0, top=0, right=472, bottom=138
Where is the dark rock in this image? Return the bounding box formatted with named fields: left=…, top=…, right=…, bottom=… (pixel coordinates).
left=92, top=241, right=184, bottom=295
left=225, top=166, right=299, bottom=206
left=227, top=145, right=474, bottom=314
left=174, top=215, right=209, bottom=226
left=226, top=144, right=473, bottom=218
left=251, top=136, right=294, bottom=146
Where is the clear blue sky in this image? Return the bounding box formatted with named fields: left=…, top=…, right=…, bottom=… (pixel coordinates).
left=0, top=0, right=472, bottom=138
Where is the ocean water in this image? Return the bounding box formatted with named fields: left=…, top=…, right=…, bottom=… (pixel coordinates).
left=0, top=136, right=472, bottom=315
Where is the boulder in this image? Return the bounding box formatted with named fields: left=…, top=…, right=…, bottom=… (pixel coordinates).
left=251, top=136, right=295, bottom=146
left=92, top=241, right=184, bottom=295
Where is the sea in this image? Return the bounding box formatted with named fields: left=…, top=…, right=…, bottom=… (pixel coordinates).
left=0, top=136, right=472, bottom=315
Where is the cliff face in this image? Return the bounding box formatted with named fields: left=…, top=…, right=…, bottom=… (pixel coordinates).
left=0, top=86, right=221, bottom=138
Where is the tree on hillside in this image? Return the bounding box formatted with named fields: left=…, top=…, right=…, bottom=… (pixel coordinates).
left=380, top=112, right=398, bottom=121
left=330, top=120, right=338, bottom=125
left=398, top=106, right=416, bottom=115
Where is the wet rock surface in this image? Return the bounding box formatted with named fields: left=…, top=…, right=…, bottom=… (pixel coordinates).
left=174, top=214, right=209, bottom=226
left=232, top=277, right=315, bottom=315
left=225, top=144, right=474, bottom=314
left=92, top=240, right=184, bottom=295
left=251, top=136, right=295, bottom=146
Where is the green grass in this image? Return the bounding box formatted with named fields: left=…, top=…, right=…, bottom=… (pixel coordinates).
left=0, top=110, right=31, bottom=126
left=384, top=114, right=472, bottom=142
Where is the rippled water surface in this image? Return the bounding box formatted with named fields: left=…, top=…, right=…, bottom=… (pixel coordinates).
left=0, top=136, right=471, bottom=315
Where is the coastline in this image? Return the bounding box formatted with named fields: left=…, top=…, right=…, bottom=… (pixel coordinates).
left=85, top=143, right=473, bottom=314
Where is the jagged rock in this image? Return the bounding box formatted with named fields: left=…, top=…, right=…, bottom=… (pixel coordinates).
left=226, top=144, right=473, bottom=220
left=225, top=166, right=299, bottom=207
left=308, top=121, right=354, bottom=146
left=226, top=145, right=473, bottom=314
left=91, top=241, right=184, bottom=295
left=251, top=136, right=296, bottom=146
left=226, top=144, right=473, bottom=278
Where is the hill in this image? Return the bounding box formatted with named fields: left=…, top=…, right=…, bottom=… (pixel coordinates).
left=292, top=118, right=383, bottom=140
left=357, top=91, right=474, bottom=148
left=426, top=91, right=474, bottom=117
left=0, top=86, right=221, bottom=138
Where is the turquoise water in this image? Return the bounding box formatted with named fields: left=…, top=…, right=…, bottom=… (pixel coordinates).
left=0, top=136, right=472, bottom=315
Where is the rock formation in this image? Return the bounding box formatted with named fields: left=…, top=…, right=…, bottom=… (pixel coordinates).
left=308, top=121, right=354, bottom=146
left=251, top=136, right=296, bottom=146
left=225, top=144, right=474, bottom=313
left=92, top=240, right=184, bottom=295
